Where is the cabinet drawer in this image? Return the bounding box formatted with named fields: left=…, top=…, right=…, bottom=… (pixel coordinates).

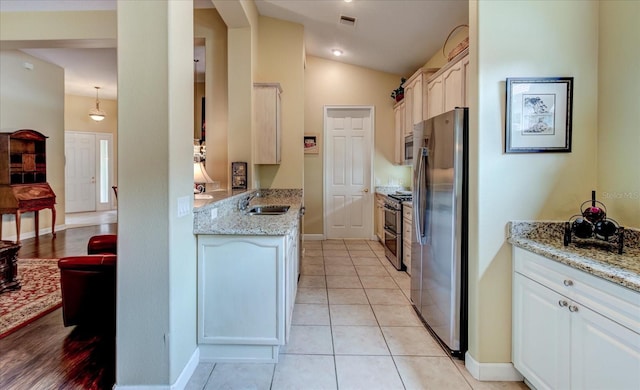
left=403, top=217, right=412, bottom=235
left=513, top=247, right=640, bottom=333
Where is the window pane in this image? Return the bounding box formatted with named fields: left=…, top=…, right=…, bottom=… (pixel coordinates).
left=100, top=140, right=109, bottom=203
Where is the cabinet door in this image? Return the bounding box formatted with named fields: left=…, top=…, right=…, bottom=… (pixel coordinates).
left=513, top=273, right=571, bottom=390
left=462, top=55, right=470, bottom=107
left=375, top=196, right=385, bottom=242
left=285, top=233, right=298, bottom=343
left=394, top=103, right=405, bottom=165
left=198, top=235, right=286, bottom=345
left=427, top=76, right=443, bottom=119
left=402, top=213, right=412, bottom=274
left=443, top=61, right=463, bottom=112
left=254, top=84, right=282, bottom=164
left=410, top=75, right=423, bottom=128
left=404, top=83, right=414, bottom=135
left=571, top=303, right=640, bottom=390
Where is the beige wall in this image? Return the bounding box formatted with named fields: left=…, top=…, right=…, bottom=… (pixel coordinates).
left=469, top=0, right=600, bottom=364
left=0, top=50, right=65, bottom=236
left=304, top=55, right=411, bottom=234
left=597, top=1, right=640, bottom=227
left=117, top=1, right=196, bottom=384
left=256, top=16, right=304, bottom=189
left=0, top=11, right=116, bottom=45
left=195, top=9, right=228, bottom=188
left=64, top=94, right=118, bottom=188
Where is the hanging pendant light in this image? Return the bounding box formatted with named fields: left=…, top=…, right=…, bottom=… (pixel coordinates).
left=89, top=86, right=107, bottom=122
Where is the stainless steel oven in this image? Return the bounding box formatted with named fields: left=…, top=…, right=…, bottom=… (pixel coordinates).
left=383, top=193, right=411, bottom=270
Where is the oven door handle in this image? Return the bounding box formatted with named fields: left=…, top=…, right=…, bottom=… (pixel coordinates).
left=383, top=227, right=398, bottom=236
left=384, top=204, right=399, bottom=211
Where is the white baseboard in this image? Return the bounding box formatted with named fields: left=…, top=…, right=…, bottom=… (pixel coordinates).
left=303, top=234, right=325, bottom=241
left=1, top=224, right=66, bottom=243
left=464, top=351, right=524, bottom=382
left=113, top=348, right=200, bottom=390
left=171, top=348, right=199, bottom=390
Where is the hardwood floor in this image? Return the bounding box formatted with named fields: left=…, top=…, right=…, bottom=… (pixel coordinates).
left=0, top=224, right=117, bottom=390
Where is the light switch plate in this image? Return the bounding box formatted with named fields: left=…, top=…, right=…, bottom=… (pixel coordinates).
left=177, top=196, right=190, bottom=217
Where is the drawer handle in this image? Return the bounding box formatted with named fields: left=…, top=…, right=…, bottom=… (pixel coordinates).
left=563, top=279, right=574, bottom=286
left=558, top=300, right=568, bottom=307
left=568, top=305, right=579, bottom=312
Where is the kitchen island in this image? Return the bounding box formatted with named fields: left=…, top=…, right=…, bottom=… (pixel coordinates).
left=193, top=189, right=303, bottom=363
left=508, top=221, right=639, bottom=390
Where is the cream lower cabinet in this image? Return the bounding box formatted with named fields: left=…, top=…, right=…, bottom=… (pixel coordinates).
left=197, top=233, right=298, bottom=362
left=375, top=193, right=385, bottom=242
left=512, top=247, right=640, bottom=390
left=402, top=203, right=412, bottom=275
left=285, top=227, right=299, bottom=343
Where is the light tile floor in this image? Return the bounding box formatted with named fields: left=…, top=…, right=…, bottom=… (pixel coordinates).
left=186, top=239, right=529, bottom=390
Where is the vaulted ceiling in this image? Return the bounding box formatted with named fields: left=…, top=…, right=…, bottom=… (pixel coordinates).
left=0, top=0, right=468, bottom=100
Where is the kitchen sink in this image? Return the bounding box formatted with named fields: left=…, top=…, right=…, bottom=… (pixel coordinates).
left=247, top=205, right=290, bottom=215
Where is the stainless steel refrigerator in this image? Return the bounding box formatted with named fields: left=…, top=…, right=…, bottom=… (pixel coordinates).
left=411, top=108, right=468, bottom=357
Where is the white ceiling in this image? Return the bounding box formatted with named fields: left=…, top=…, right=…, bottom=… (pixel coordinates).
left=1, top=0, right=468, bottom=100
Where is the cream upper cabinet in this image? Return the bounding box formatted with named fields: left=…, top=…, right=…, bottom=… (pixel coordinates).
left=442, top=60, right=463, bottom=112
left=426, top=49, right=468, bottom=119
left=403, top=73, right=423, bottom=135
left=462, top=55, right=470, bottom=107
left=254, top=83, right=282, bottom=164
left=393, top=100, right=405, bottom=165
left=402, top=69, right=437, bottom=135
left=426, top=76, right=444, bottom=119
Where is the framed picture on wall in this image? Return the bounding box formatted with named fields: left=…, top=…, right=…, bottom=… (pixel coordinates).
left=505, top=77, right=573, bottom=153
left=231, top=162, right=247, bottom=190
left=304, top=134, right=319, bottom=154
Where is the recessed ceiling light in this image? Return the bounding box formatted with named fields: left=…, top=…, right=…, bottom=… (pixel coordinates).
left=344, top=0, right=353, bottom=3
left=332, top=49, right=343, bottom=57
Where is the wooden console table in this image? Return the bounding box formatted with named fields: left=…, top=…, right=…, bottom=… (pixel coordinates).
left=0, top=241, right=21, bottom=293
left=0, top=183, right=56, bottom=243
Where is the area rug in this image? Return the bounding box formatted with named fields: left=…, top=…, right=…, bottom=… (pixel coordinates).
left=0, top=258, right=61, bottom=339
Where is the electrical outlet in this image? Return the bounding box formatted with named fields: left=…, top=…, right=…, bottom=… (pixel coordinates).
left=210, top=208, right=218, bottom=219
left=177, top=196, right=190, bottom=217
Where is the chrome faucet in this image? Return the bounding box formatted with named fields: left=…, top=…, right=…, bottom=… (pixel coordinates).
left=238, top=192, right=258, bottom=211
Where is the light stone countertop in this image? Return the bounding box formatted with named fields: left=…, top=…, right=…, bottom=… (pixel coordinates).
left=194, top=189, right=302, bottom=236
left=508, top=221, right=640, bottom=292
left=375, top=186, right=410, bottom=196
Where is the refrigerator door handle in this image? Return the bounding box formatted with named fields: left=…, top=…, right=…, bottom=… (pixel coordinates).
left=415, top=147, right=429, bottom=244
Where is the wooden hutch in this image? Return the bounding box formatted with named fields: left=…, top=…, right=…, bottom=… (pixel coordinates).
left=0, top=129, right=56, bottom=243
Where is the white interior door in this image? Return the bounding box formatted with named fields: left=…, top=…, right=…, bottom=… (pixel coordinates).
left=65, top=132, right=96, bottom=213
left=324, top=107, right=373, bottom=239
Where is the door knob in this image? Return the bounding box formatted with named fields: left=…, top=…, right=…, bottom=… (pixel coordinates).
left=364, top=188, right=369, bottom=193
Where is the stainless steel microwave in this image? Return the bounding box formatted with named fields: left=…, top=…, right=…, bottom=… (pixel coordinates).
left=404, top=134, right=413, bottom=165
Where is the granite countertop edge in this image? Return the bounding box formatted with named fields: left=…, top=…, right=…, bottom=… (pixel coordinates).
left=508, top=221, right=640, bottom=293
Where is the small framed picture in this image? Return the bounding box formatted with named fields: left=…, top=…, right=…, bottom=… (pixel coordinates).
left=304, top=134, right=319, bottom=154
left=505, top=77, right=573, bottom=153
left=231, top=162, right=247, bottom=190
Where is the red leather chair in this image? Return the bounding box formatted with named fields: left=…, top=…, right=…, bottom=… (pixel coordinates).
left=87, top=234, right=117, bottom=255
left=58, top=254, right=116, bottom=328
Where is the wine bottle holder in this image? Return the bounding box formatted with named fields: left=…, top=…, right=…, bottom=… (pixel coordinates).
left=563, top=190, right=624, bottom=254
